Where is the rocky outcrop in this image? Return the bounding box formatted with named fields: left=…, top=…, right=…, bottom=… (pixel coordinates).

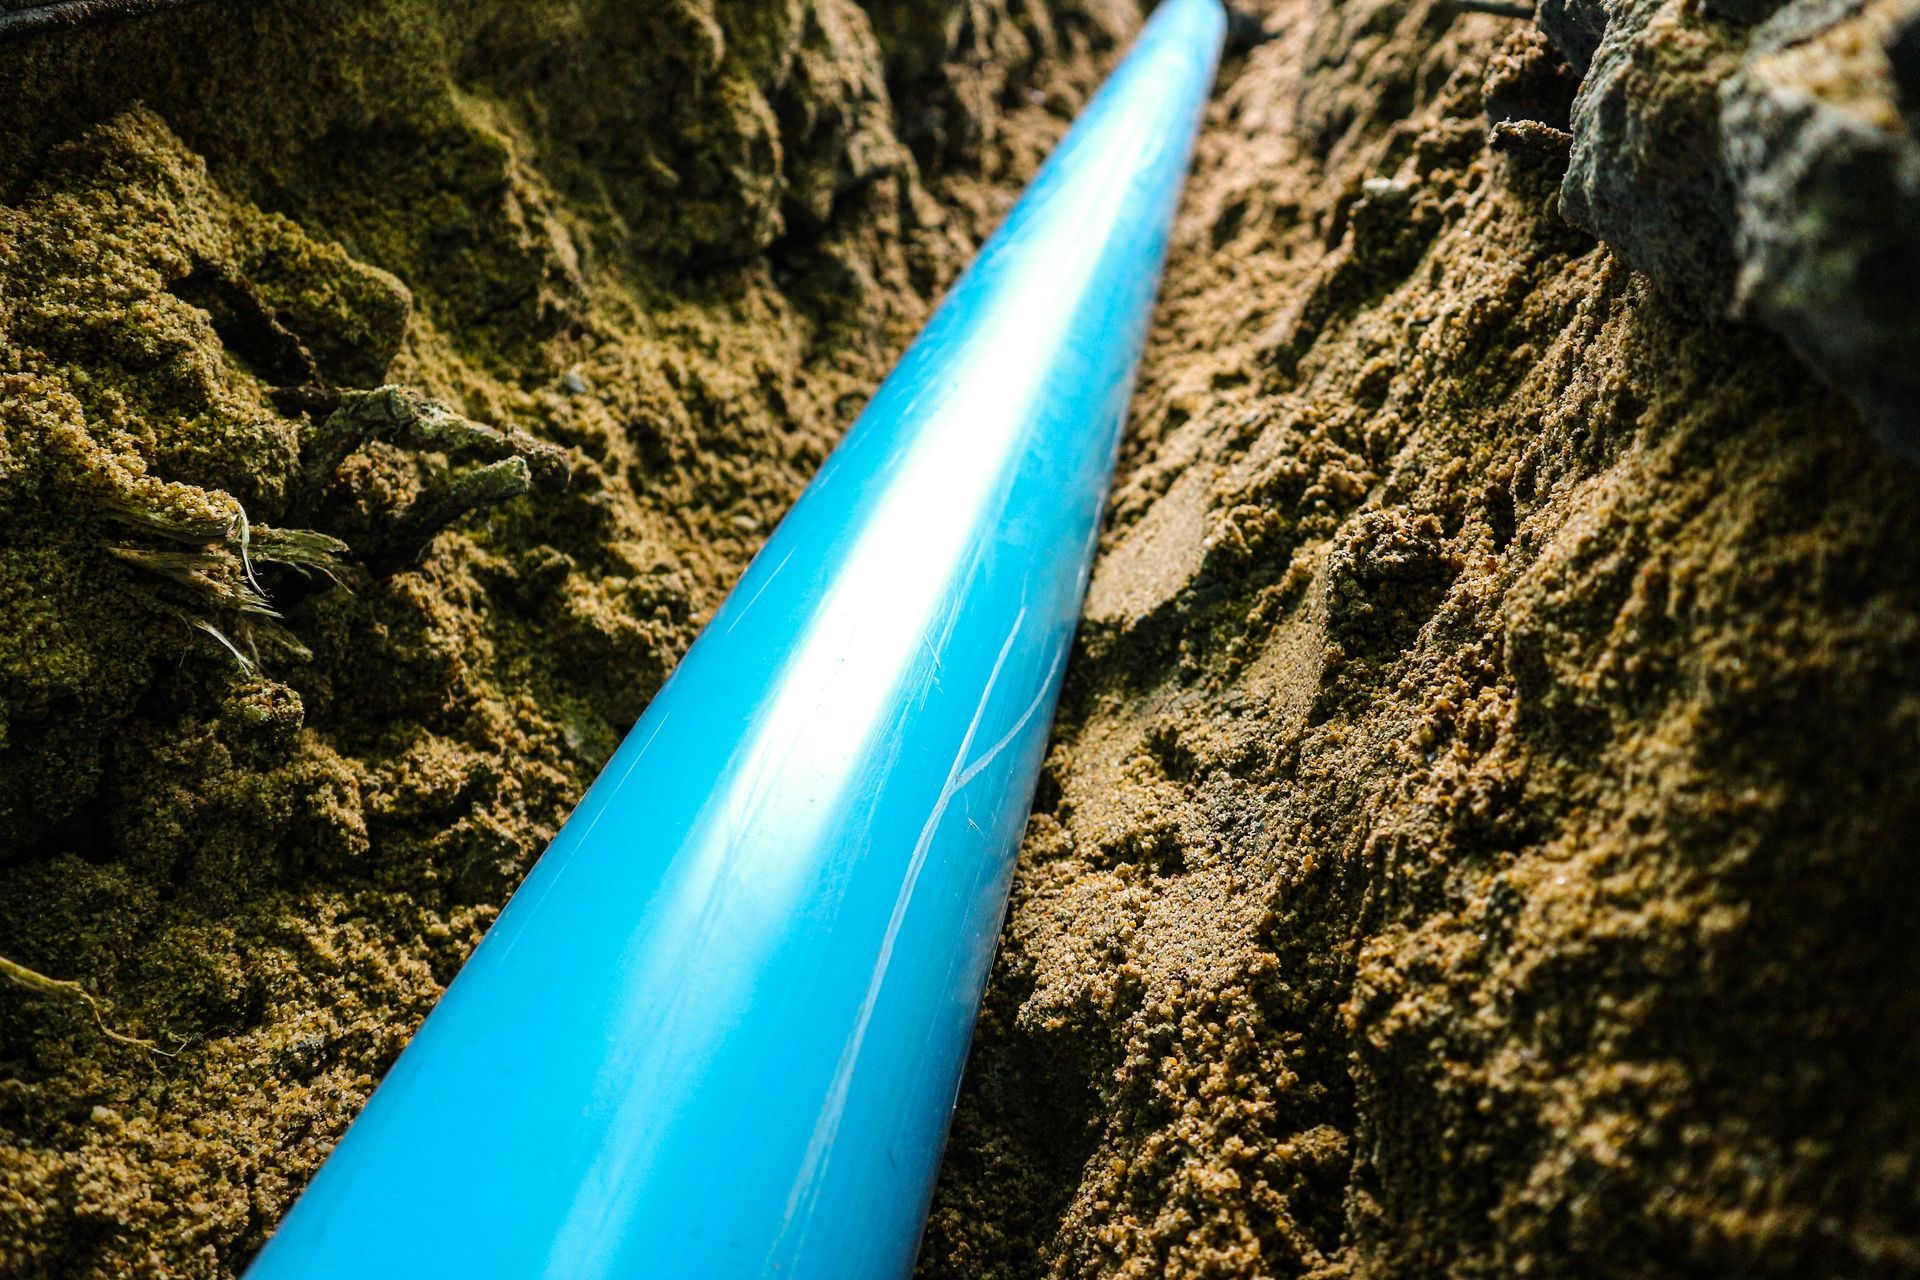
left=1539, top=0, right=1920, bottom=457
left=1722, top=0, right=1920, bottom=455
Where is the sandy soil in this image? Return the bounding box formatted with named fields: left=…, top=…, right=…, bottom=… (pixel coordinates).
left=2, top=1, right=1916, bottom=1278
left=921, top=3, right=1920, bottom=1275
left=0, top=2, right=1126, bottom=1273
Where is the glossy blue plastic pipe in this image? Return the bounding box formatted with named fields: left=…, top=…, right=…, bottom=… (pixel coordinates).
left=248, top=3, right=1224, bottom=1276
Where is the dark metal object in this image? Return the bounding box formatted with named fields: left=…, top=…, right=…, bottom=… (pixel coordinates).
left=1452, top=0, right=1537, bottom=16
left=1224, top=4, right=1277, bottom=52
left=0, top=0, right=212, bottom=42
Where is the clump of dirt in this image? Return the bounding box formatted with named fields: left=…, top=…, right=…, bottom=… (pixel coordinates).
left=0, top=2, right=1131, bottom=1275
left=918, top=1, right=1920, bottom=1276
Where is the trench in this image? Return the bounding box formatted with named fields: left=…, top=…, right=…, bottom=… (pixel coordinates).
left=2, top=1, right=1918, bottom=1278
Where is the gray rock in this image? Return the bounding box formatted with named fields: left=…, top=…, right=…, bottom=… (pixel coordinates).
left=1535, top=0, right=1920, bottom=457
left=1537, top=0, right=1624, bottom=70
left=1721, top=0, right=1920, bottom=456
left=1555, top=0, right=1748, bottom=309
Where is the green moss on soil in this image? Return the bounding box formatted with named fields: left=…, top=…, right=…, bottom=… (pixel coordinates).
left=0, top=2, right=1131, bottom=1274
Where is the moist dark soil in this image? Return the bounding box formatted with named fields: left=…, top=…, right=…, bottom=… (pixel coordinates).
left=0, top=2, right=1130, bottom=1272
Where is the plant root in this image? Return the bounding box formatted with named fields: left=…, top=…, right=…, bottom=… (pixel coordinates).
left=290, top=386, right=568, bottom=520
left=293, top=386, right=570, bottom=572
left=374, top=456, right=535, bottom=572
left=0, top=953, right=176, bottom=1055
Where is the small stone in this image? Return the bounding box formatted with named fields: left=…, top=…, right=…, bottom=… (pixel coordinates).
left=1362, top=176, right=1414, bottom=201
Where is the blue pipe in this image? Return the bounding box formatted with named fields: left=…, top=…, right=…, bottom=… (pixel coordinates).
left=248, top=3, right=1224, bottom=1275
